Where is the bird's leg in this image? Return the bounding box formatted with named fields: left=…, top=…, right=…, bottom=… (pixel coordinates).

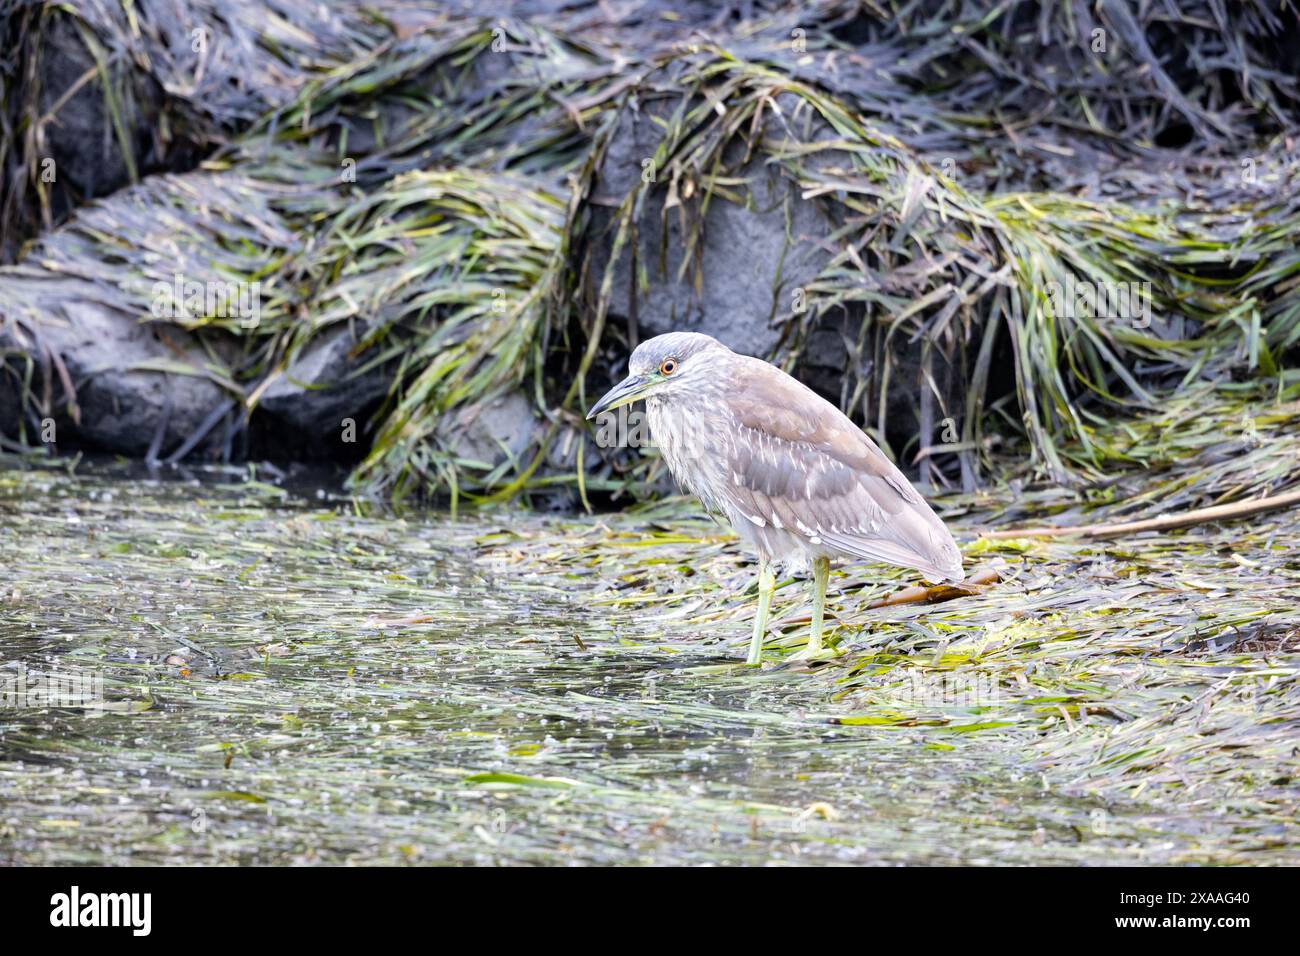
left=808, top=555, right=830, bottom=654
left=747, top=560, right=776, bottom=666
left=789, top=556, right=834, bottom=661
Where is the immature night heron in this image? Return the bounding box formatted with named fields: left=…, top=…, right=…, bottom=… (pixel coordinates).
left=587, top=331, right=963, bottom=665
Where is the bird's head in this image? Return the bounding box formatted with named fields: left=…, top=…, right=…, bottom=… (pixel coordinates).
left=585, top=332, right=730, bottom=419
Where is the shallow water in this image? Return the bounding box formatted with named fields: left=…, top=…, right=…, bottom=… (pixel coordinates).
left=1, top=463, right=1296, bottom=864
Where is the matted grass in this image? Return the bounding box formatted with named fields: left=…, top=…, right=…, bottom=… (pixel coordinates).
left=1, top=427, right=1295, bottom=864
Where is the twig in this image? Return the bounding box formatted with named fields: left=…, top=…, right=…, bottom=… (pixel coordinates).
left=865, top=568, right=1001, bottom=609
left=981, top=488, right=1300, bottom=540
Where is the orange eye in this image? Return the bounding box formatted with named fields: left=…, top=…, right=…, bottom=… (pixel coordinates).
left=659, top=358, right=678, bottom=376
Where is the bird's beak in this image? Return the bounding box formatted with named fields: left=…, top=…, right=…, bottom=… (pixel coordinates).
left=586, top=373, right=652, bottom=420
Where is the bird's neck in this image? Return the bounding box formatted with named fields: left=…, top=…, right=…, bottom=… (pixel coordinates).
left=646, top=394, right=729, bottom=509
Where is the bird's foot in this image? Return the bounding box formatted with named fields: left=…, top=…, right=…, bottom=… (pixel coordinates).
left=785, top=642, right=840, bottom=663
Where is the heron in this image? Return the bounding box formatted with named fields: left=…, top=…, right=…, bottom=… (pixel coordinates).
left=586, top=331, right=963, bottom=665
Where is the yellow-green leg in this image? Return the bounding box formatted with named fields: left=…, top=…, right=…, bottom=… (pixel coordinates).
left=747, top=561, right=776, bottom=665
left=790, top=556, right=832, bottom=661
left=808, top=555, right=830, bottom=654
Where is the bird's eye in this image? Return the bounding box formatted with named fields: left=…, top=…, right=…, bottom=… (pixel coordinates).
left=659, top=358, right=678, bottom=376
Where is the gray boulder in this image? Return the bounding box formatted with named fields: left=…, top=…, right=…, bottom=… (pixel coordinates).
left=0, top=271, right=231, bottom=458
left=258, top=325, right=395, bottom=452
left=587, top=90, right=835, bottom=356
left=449, top=391, right=539, bottom=470
left=0, top=157, right=538, bottom=469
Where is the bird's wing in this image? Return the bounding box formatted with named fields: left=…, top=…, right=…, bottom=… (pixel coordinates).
left=721, top=358, right=963, bottom=582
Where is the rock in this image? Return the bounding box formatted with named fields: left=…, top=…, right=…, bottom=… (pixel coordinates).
left=0, top=170, right=286, bottom=461
left=448, top=391, right=539, bottom=469
left=0, top=0, right=399, bottom=261
left=0, top=274, right=232, bottom=459
left=33, top=18, right=168, bottom=215
left=1, top=8, right=191, bottom=261
left=258, top=325, right=394, bottom=453
left=587, top=90, right=835, bottom=356
left=1, top=156, right=435, bottom=465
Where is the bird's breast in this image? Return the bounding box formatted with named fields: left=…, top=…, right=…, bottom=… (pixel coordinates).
left=646, top=398, right=727, bottom=508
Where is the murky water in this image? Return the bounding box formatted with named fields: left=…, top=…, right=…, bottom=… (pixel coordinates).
left=1, top=463, right=1296, bottom=864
